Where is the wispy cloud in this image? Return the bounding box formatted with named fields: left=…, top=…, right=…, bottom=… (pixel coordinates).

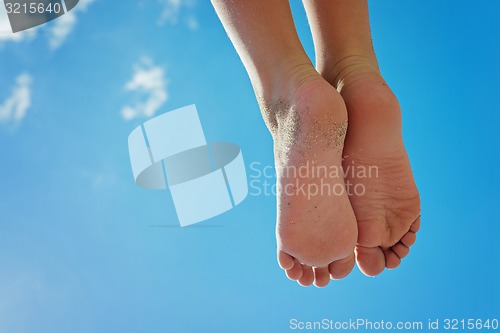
left=48, top=0, right=95, bottom=49
left=186, top=16, right=198, bottom=31
left=158, top=0, right=182, bottom=25
left=121, top=57, right=168, bottom=121
left=0, top=73, right=33, bottom=126
left=158, top=0, right=198, bottom=30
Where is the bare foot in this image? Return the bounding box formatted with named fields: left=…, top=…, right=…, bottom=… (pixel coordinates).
left=330, top=66, right=421, bottom=276
left=259, top=72, right=358, bottom=287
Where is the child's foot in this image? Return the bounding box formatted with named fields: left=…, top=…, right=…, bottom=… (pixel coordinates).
left=258, top=69, right=358, bottom=287
left=322, top=60, right=420, bottom=276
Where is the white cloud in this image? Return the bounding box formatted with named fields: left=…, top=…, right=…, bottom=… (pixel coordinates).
left=0, top=0, right=94, bottom=48
left=158, top=0, right=198, bottom=30
left=185, top=16, right=198, bottom=31
left=121, top=57, right=168, bottom=121
left=158, top=0, right=182, bottom=25
left=0, top=73, right=33, bottom=125
left=48, top=0, right=95, bottom=49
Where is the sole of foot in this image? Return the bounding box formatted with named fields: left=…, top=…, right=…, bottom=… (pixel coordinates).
left=338, top=72, right=421, bottom=276
left=259, top=74, right=358, bottom=287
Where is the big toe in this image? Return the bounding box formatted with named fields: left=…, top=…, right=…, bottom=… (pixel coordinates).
left=355, top=246, right=385, bottom=276
left=328, top=252, right=355, bottom=280
left=313, top=266, right=331, bottom=288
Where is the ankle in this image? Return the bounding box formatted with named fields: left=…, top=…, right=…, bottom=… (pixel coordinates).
left=251, top=56, right=319, bottom=103
left=318, top=52, right=381, bottom=92
left=257, top=71, right=347, bottom=141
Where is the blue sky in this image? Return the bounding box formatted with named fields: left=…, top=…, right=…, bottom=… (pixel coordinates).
left=0, top=0, right=498, bottom=332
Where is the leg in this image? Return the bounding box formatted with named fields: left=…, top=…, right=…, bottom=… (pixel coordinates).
left=211, top=0, right=358, bottom=286
left=303, top=0, right=421, bottom=276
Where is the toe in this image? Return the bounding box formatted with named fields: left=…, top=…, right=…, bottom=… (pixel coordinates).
left=391, top=242, right=410, bottom=259
left=400, top=231, right=416, bottom=247
left=298, top=265, right=314, bottom=287
left=286, top=259, right=303, bottom=280
left=355, top=246, right=385, bottom=276
left=356, top=219, right=385, bottom=248
left=410, top=215, right=421, bottom=232
left=278, top=250, right=295, bottom=270
left=328, top=252, right=355, bottom=280
left=384, top=248, right=401, bottom=269
left=313, top=266, right=330, bottom=288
